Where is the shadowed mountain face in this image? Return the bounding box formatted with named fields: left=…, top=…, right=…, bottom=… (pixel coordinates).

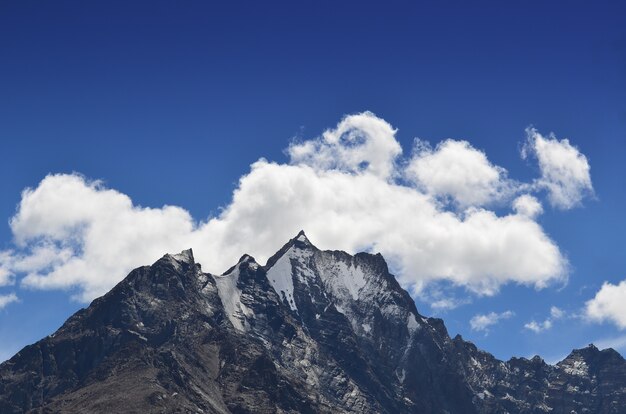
left=0, top=232, right=624, bottom=413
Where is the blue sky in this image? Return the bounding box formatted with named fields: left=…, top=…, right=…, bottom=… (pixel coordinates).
left=1, top=1, right=626, bottom=362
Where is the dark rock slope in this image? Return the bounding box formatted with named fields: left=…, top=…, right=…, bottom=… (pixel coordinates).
left=0, top=232, right=624, bottom=413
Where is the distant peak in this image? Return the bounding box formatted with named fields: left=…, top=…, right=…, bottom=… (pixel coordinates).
left=294, top=230, right=312, bottom=245
left=238, top=254, right=257, bottom=263
left=569, top=344, right=600, bottom=356
left=160, top=249, right=195, bottom=266
left=558, top=343, right=612, bottom=366
left=530, top=355, right=544, bottom=364
left=238, top=254, right=259, bottom=269
left=170, top=248, right=195, bottom=264
left=221, top=254, right=259, bottom=276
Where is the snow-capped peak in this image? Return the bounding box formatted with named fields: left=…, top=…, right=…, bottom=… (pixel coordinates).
left=171, top=248, right=194, bottom=263
left=295, top=230, right=311, bottom=244
left=237, top=254, right=259, bottom=270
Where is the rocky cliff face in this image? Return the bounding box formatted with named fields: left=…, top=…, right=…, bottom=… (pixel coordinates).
left=0, top=232, right=624, bottom=413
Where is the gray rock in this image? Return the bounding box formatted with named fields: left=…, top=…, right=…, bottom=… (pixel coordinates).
left=0, top=232, right=624, bottom=413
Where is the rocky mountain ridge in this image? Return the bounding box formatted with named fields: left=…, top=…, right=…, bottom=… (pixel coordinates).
left=0, top=231, right=624, bottom=413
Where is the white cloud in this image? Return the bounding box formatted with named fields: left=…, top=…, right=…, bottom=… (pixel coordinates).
left=585, top=280, right=626, bottom=329
left=428, top=295, right=471, bottom=312
left=0, top=293, right=18, bottom=310
left=550, top=306, right=565, bottom=319
left=522, top=128, right=593, bottom=209
left=406, top=139, right=513, bottom=207
left=512, top=194, right=543, bottom=218
left=524, top=306, right=565, bottom=333
left=8, top=174, right=197, bottom=301
left=287, top=111, right=401, bottom=180
left=0, top=251, right=14, bottom=286
left=524, top=319, right=552, bottom=333
left=470, top=310, right=514, bottom=333
left=429, top=299, right=458, bottom=311
left=0, top=113, right=575, bottom=303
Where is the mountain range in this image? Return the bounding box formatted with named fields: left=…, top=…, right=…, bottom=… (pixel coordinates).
left=0, top=231, right=624, bottom=413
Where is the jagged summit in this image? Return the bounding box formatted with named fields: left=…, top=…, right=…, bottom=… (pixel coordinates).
left=168, top=248, right=195, bottom=263
left=294, top=229, right=312, bottom=245
left=238, top=253, right=257, bottom=264
left=263, top=230, right=316, bottom=273
left=160, top=248, right=196, bottom=268
left=1, top=235, right=625, bottom=414
left=559, top=343, right=625, bottom=369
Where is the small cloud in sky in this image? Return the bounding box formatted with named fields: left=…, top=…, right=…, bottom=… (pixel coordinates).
left=585, top=280, right=626, bottom=329
left=470, top=310, right=514, bottom=333
left=420, top=283, right=472, bottom=312
left=429, top=297, right=471, bottom=312
left=522, top=127, right=594, bottom=210
left=524, top=306, right=566, bottom=333
left=0, top=293, right=18, bottom=310
left=525, top=320, right=552, bottom=333
left=0, top=112, right=591, bottom=304
left=550, top=306, right=565, bottom=319
left=0, top=251, right=15, bottom=286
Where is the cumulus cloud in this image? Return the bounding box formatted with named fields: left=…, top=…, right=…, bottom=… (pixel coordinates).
left=522, top=128, right=593, bottom=209
left=287, top=112, right=401, bottom=180
left=524, top=306, right=565, bottom=333
left=0, top=112, right=581, bottom=303
left=470, top=310, right=514, bottom=333
left=7, top=174, right=196, bottom=301
left=406, top=139, right=513, bottom=207
left=0, top=293, right=18, bottom=310
left=585, top=280, right=626, bottom=329
left=512, top=194, right=543, bottom=218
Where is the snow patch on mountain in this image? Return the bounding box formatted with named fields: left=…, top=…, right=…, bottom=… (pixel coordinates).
left=266, top=247, right=300, bottom=312
left=213, top=264, right=252, bottom=331
left=561, top=358, right=589, bottom=377
left=407, top=313, right=420, bottom=333
left=314, top=254, right=369, bottom=302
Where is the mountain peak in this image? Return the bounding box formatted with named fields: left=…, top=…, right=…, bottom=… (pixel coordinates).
left=157, top=248, right=196, bottom=271
left=294, top=229, right=312, bottom=246
left=170, top=248, right=194, bottom=264
left=1, top=237, right=625, bottom=413
left=562, top=343, right=624, bottom=365
left=263, top=231, right=316, bottom=271
left=566, top=343, right=600, bottom=358
left=237, top=253, right=257, bottom=265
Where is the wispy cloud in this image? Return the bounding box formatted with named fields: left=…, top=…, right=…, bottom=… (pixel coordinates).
left=0, top=293, right=18, bottom=310
left=524, top=306, right=566, bottom=333
left=470, top=310, right=514, bottom=333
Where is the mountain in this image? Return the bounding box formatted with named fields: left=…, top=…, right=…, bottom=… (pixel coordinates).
left=0, top=231, right=624, bottom=413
